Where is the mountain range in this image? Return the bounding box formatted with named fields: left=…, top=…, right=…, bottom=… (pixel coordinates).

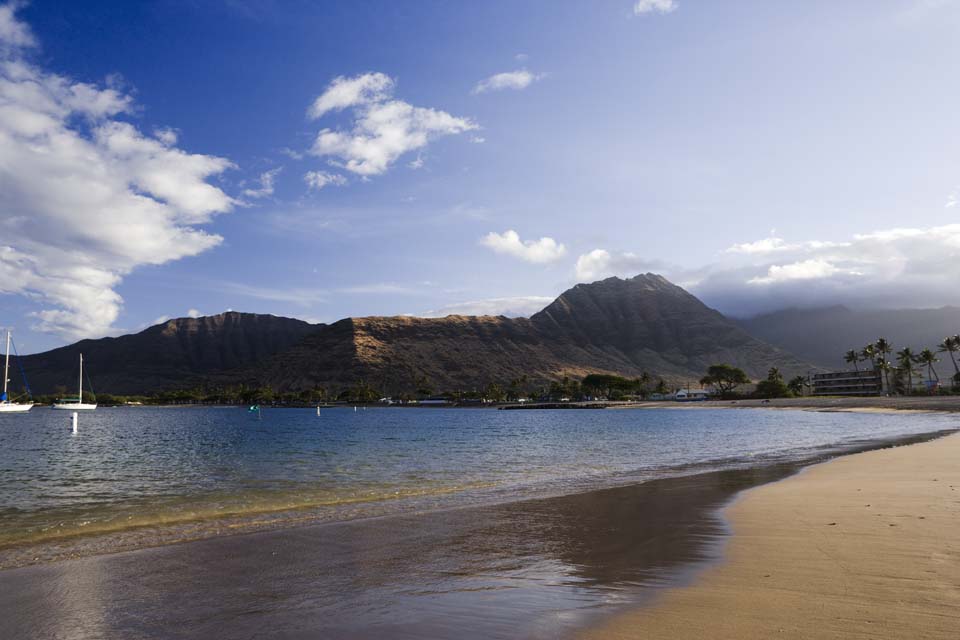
left=737, top=305, right=960, bottom=376
left=16, top=274, right=810, bottom=396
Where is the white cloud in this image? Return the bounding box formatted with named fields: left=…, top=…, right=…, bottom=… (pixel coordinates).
left=725, top=235, right=848, bottom=256
left=472, top=69, right=543, bottom=95
left=304, top=170, right=347, bottom=190
left=307, top=72, right=393, bottom=120
left=0, top=4, right=235, bottom=340
left=574, top=249, right=664, bottom=281
left=747, top=259, right=842, bottom=285
left=725, top=237, right=793, bottom=255
left=186, top=308, right=202, bottom=318
left=0, top=1, right=34, bottom=49
left=633, top=0, right=678, bottom=16
left=692, top=223, right=960, bottom=316
left=242, top=167, right=281, bottom=198
left=421, top=296, right=554, bottom=318
left=471, top=135, right=486, bottom=144
left=307, top=72, right=477, bottom=176
left=408, top=154, right=424, bottom=169
left=480, top=230, right=567, bottom=264
left=154, top=126, right=178, bottom=146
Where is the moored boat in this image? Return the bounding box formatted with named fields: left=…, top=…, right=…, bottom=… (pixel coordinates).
left=0, top=330, right=33, bottom=413
left=51, top=353, right=97, bottom=410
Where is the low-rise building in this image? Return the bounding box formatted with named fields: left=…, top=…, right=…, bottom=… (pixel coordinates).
left=811, top=370, right=882, bottom=396
left=673, top=389, right=712, bottom=401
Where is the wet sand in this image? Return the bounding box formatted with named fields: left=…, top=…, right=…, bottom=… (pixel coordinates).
left=0, top=432, right=949, bottom=640
left=584, top=431, right=960, bottom=639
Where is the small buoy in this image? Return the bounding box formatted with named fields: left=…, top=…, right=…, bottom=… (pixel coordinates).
left=71, top=411, right=78, bottom=434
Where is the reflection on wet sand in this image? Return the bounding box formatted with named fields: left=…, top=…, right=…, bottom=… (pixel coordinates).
left=0, top=432, right=948, bottom=640
left=0, top=466, right=804, bottom=639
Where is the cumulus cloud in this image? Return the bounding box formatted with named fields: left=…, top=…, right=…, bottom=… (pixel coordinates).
left=307, top=72, right=393, bottom=119
left=304, top=170, right=347, bottom=190
left=725, top=235, right=844, bottom=255
left=694, top=224, right=960, bottom=316
left=0, top=1, right=34, bottom=49
left=307, top=72, right=477, bottom=176
left=421, top=296, right=554, bottom=318
left=186, top=308, right=202, bottom=318
left=480, top=230, right=567, bottom=264
left=471, top=69, right=543, bottom=94
left=574, top=249, right=665, bottom=281
left=576, top=224, right=960, bottom=316
left=153, top=126, right=178, bottom=146
left=633, top=0, right=678, bottom=15
left=0, top=4, right=235, bottom=340
left=747, top=259, right=845, bottom=285
left=242, top=167, right=281, bottom=198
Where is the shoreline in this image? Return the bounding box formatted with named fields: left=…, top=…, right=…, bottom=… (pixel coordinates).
left=582, top=431, right=960, bottom=639
left=1, top=416, right=952, bottom=572
left=1, top=430, right=954, bottom=638
left=613, top=394, right=960, bottom=413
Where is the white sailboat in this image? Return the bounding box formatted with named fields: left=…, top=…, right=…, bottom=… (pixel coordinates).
left=52, top=353, right=97, bottom=410
left=0, top=330, right=33, bottom=413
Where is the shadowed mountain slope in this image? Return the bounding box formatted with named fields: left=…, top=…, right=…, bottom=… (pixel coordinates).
left=737, top=305, right=960, bottom=374
left=16, top=275, right=812, bottom=396
left=251, top=274, right=811, bottom=393
left=19, top=313, right=318, bottom=395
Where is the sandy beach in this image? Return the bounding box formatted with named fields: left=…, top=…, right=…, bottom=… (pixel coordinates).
left=616, top=394, right=960, bottom=413
left=584, top=431, right=960, bottom=639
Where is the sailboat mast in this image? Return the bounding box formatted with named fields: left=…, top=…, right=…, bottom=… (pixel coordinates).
left=79, top=353, right=83, bottom=402
left=3, top=331, right=10, bottom=398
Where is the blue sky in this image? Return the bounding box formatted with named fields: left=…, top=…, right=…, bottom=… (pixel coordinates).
left=3, top=0, right=960, bottom=353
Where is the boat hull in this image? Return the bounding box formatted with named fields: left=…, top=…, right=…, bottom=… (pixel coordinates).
left=0, top=402, right=33, bottom=413
left=51, top=403, right=97, bottom=411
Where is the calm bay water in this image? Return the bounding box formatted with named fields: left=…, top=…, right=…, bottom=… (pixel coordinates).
left=1, top=405, right=957, bottom=553
left=1, top=406, right=958, bottom=639
left=0, top=407, right=955, bottom=545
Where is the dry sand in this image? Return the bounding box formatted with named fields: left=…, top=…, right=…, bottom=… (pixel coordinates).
left=583, top=432, right=960, bottom=639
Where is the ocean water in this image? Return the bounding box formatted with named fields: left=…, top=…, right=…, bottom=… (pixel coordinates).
left=0, top=405, right=956, bottom=554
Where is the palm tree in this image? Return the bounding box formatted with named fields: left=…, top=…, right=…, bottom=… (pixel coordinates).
left=787, top=375, right=806, bottom=396
left=861, top=344, right=877, bottom=370
left=844, top=349, right=861, bottom=372
left=938, top=336, right=960, bottom=387
left=877, top=360, right=893, bottom=396
left=896, top=347, right=918, bottom=395
left=918, top=348, right=940, bottom=387
left=875, top=337, right=893, bottom=393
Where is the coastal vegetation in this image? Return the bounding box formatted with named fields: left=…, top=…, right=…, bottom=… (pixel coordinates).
left=839, top=334, right=960, bottom=395
left=699, top=364, right=750, bottom=398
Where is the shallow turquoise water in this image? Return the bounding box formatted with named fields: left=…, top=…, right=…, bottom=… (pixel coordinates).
left=0, top=406, right=956, bottom=546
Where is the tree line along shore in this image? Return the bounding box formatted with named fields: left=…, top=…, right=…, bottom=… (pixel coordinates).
left=25, top=334, right=960, bottom=408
